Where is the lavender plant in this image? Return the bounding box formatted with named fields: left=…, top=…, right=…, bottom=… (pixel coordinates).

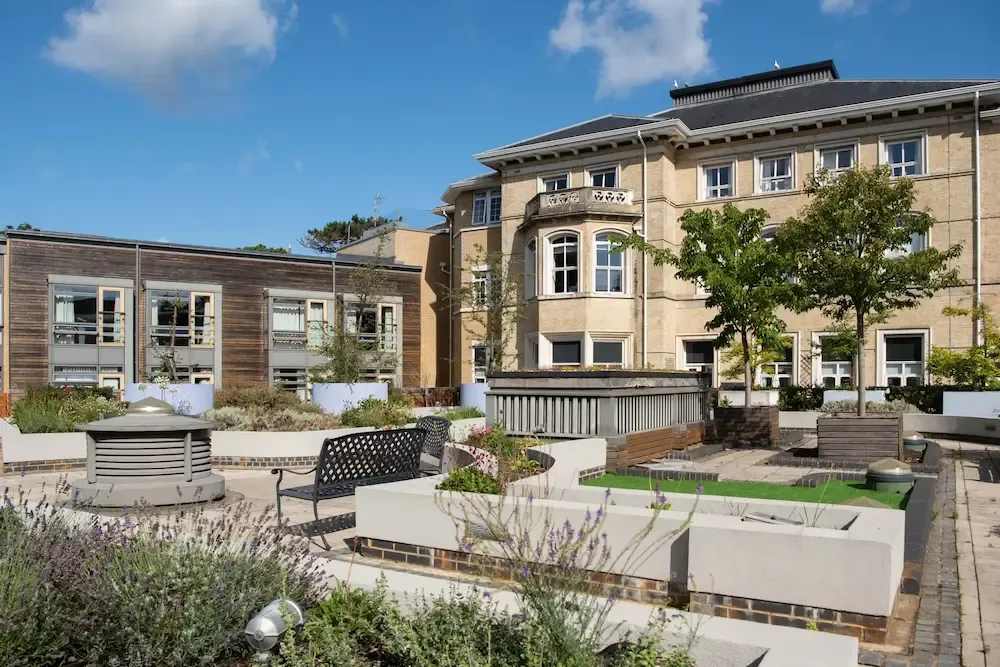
left=0, top=481, right=326, bottom=667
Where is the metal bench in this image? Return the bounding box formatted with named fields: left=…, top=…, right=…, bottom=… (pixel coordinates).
left=415, top=415, right=451, bottom=473
left=271, top=427, right=427, bottom=549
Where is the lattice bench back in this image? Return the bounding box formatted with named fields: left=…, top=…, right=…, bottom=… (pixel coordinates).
left=316, top=428, right=427, bottom=487
left=415, top=415, right=451, bottom=459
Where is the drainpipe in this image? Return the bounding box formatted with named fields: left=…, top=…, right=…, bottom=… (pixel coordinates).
left=974, top=91, right=983, bottom=345
left=447, top=211, right=455, bottom=387
left=636, top=130, right=648, bottom=367
left=134, top=243, right=140, bottom=383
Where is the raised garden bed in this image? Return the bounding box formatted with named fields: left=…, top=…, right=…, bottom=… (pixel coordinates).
left=766, top=439, right=941, bottom=475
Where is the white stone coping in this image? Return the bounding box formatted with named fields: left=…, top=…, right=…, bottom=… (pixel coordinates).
left=357, top=437, right=904, bottom=617
left=0, top=417, right=487, bottom=464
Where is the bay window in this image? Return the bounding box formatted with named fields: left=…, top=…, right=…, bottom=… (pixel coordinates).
left=592, top=340, right=624, bottom=367
left=524, top=239, right=537, bottom=299
left=551, top=340, right=582, bottom=366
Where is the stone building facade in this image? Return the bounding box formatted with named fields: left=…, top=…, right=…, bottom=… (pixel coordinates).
left=434, top=60, right=1000, bottom=388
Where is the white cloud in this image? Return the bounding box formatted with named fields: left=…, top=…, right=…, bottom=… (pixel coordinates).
left=331, top=13, right=348, bottom=38
left=46, top=0, right=296, bottom=99
left=820, top=0, right=857, bottom=13
left=549, top=0, right=711, bottom=98
left=239, top=140, right=270, bottom=173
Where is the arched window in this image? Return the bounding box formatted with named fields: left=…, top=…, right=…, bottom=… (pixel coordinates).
left=594, top=233, right=625, bottom=293
left=524, top=239, right=537, bottom=299
left=549, top=234, right=578, bottom=294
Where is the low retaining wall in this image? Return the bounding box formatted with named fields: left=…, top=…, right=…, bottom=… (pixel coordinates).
left=1, top=417, right=487, bottom=475
left=605, top=422, right=706, bottom=469
left=355, top=438, right=905, bottom=626
left=711, top=406, right=779, bottom=447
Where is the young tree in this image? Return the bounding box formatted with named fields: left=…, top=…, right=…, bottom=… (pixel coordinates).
left=448, top=244, right=526, bottom=375
left=619, top=204, right=791, bottom=409
left=927, top=304, right=1000, bottom=389
left=777, top=165, right=961, bottom=415
left=300, top=214, right=401, bottom=254
left=720, top=338, right=791, bottom=385
left=310, top=228, right=398, bottom=383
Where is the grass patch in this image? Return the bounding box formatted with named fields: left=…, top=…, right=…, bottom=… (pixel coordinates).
left=582, top=475, right=909, bottom=510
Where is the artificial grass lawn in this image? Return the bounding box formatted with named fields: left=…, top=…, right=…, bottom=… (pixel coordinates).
left=582, top=475, right=909, bottom=510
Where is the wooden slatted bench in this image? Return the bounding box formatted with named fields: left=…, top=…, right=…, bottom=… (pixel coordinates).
left=272, top=427, right=427, bottom=548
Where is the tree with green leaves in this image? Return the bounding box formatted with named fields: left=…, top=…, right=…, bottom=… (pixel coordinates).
left=928, top=304, right=1000, bottom=389
left=300, top=214, right=401, bottom=254
left=6, top=223, right=36, bottom=230
left=237, top=243, right=288, bottom=253
left=619, top=203, right=791, bottom=409
left=777, top=165, right=961, bottom=415
left=447, top=244, right=526, bottom=375
left=720, top=338, right=792, bottom=385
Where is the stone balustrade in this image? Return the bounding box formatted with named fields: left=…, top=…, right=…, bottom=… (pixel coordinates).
left=524, top=187, right=639, bottom=221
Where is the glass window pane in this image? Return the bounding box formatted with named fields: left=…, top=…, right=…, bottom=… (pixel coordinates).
left=839, top=149, right=853, bottom=168
left=609, top=248, right=622, bottom=267
left=489, top=192, right=502, bottom=222
left=472, top=194, right=486, bottom=224
left=822, top=152, right=837, bottom=169
left=593, top=341, right=623, bottom=364
left=596, top=245, right=609, bottom=266
left=609, top=269, right=623, bottom=292
left=596, top=271, right=608, bottom=292
left=903, top=141, right=917, bottom=162
left=555, top=272, right=565, bottom=293
left=886, top=335, right=923, bottom=362
left=889, top=143, right=903, bottom=164
left=566, top=269, right=578, bottom=292
left=552, top=341, right=581, bottom=364
left=718, top=166, right=730, bottom=185
left=685, top=341, right=714, bottom=364
left=565, top=247, right=577, bottom=268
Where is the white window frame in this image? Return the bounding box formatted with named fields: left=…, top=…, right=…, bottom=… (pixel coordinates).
left=524, top=334, right=539, bottom=369
left=538, top=172, right=571, bottom=193
left=472, top=342, right=491, bottom=383
left=677, top=335, right=718, bottom=386
left=755, top=151, right=795, bottom=194
left=877, top=328, right=930, bottom=387
left=470, top=265, right=489, bottom=308
left=814, top=139, right=859, bottom=177
left=694, top=278, right=710, bottom=298
left=546, top=231, right=580, bottom=296
left=879, top=132, right=927, bottom=178
left=758, top=333, right=798, bottom=388
left=593, top=231, right=627, bottom=295
left=586, top=163, right=620, bottom=189
left=700, top=161, right=736, bottom=201
left=472, top=189, right=502, bottom=226
left=811, top=331, right=854, bottom=388
left=524, top=239, right=537, bottom=299
left=885, top=220, right=930, bottom=259
left=191, top=372, right=215, bottom=385
left=591, top=337, right=629, bottom=368
left=549, top=338, right=583, bottom=367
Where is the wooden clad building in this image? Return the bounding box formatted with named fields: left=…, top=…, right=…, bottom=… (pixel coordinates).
left=0, top=230, right=422, bottom=395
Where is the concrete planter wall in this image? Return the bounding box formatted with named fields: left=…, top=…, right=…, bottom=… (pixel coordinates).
left=942, top=391, right=1000, bottom=418
left=311, top=382, right=387, bottom=415
left=0, top=420, right=86, bottom=465
left=460, top=383, right=489, bottom=413
left=486, top=370, right=711, bottom=438
left=719, top=390, right=779, bottom=407
left=823, top=389, right=886, bottom=405
left=817, top=413, right=903, bottom=460
left=124, top=383, right=214, bottom=416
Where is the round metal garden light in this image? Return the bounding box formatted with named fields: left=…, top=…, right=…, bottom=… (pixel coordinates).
left=245, top=598, right=304, bottom=662
left=70, top=397, right=226, bottom=507
left=866, top=458, right=915, bottom=494
left=903, top=434, right=928, bottom=453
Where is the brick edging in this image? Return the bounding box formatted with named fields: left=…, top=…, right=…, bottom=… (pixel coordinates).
left=765, top=451, right=939, bottom=475
left=614, top=466, right=719, bottom=482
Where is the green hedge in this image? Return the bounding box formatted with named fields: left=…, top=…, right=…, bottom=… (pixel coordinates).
left=774, top=384, right=990, bottom=414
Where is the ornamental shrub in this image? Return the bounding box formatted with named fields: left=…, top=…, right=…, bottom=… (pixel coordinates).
left=820, top=399, right=920, bottom=414
left=339, top=398, right=413, bottom=428
left=11, top=385, right=127, bottom=433
left=205, top=406, right=341, bottom=431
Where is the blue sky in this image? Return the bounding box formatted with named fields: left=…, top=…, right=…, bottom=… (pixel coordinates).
left=0, top=0, right=995, bottom=252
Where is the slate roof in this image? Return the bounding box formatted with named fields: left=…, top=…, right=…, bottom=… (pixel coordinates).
left=653, top=79, right=993, bottom=130
left=498, top=78, right=994, bottom=150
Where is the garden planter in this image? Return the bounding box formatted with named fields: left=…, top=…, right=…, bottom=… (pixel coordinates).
left=823, top=389, right=886, bottom=406
left=125, top=383, right=214, bottom=416
left=710, top=406, right=779, bottom=448
left=719, top=389, right=779, bottom=407
left=942, top=391, right=1000, bottom=418
left=312, top=382, right=387, bottom=415
left=460, top=382, right=489, bottom=413
left=817, top=413, right=903, bottom=460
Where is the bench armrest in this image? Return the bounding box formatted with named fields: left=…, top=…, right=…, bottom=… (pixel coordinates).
left=271, top=466, right=317, bottom=489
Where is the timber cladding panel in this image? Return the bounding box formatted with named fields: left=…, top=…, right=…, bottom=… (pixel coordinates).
left=817, top=414, right=903, bottom=460
left=7, top=238, right=422, bottom=389
left=8, top=240, right=137, bottom=391
left=606, top=422, right=705, bottom=469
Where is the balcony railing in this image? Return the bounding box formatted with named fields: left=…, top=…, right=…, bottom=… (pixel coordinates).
left=524, top=187, right=639, bottom=221
left=272, top=323, right=397, bottom=351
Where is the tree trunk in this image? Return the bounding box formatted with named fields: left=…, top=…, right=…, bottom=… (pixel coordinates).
left=742, top=330, right=752, bottom=412
left=856, top=312, right=866, bottom=417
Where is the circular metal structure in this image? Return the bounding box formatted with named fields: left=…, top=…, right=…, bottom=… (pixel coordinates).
left=903, top=434, right=929, bottom=453
left=245, top=598, right=304, bottom=662
left=70, top=397, right=226, bottom=507
left=866, top=458, right=915, bottom=494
